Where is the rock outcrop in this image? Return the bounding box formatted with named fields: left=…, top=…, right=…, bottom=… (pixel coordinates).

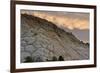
left=21, top=14, right=89, bottom=63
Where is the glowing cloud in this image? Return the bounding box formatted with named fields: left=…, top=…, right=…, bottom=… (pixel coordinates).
left=21, top=10, right=89, bottom=30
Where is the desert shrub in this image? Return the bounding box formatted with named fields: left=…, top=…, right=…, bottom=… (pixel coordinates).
left=58, top=56, right=64, bottom=61
left=52, top=56, right=57, bottom=61
left=34, top=57, right=44, bottom=62
left=24, top=56, right=33, bottom=63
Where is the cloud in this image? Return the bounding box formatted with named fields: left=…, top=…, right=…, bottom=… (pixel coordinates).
left=21, top=10, right=89, bottom=30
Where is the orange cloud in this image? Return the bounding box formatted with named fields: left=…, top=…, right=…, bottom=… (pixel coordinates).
left=21, top=11, right=89, bottom=30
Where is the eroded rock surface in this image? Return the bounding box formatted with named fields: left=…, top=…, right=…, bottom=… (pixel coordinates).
left=21, top=14, right=89, bottom=63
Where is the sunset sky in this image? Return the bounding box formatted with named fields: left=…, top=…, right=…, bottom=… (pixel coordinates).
left=21, top=10, right=90, bottom=43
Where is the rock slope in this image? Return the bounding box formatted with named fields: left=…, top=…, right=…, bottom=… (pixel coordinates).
left=21, top=14, right=89, bottom=63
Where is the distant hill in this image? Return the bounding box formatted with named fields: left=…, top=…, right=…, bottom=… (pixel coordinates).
left=21, top=14, right=89, bottom=63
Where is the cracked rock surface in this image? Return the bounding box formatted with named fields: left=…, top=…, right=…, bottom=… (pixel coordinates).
left=21, top=14, right=89, bottom=63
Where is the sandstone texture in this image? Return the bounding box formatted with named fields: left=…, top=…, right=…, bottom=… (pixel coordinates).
left=21, top=14, right=89, bottom=63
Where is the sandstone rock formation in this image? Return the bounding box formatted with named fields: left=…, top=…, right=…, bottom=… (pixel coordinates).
left=21, top=14, right=89, bottom=63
